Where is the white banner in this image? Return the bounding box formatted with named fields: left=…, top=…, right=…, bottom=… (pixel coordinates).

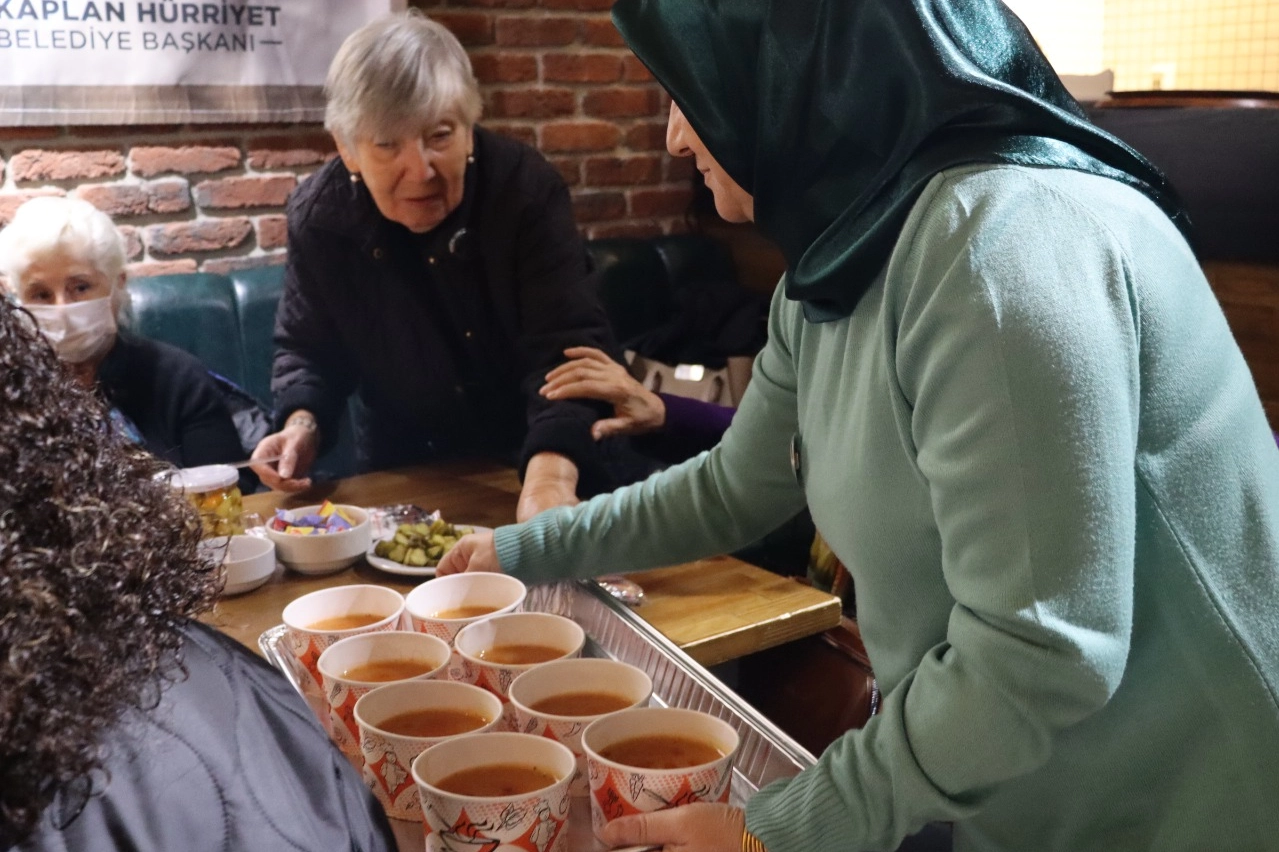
left=0, top=0, right=403, bottom=123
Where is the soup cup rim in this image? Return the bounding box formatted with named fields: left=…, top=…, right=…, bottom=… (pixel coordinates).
left=452, top=612, right=586, bottom=670
left=508, top=659, right=652, bottom=722
left=404, top=573, right=528, bottom=619
left=354, top=679, right=503, bottom=739
left=316, top=629, right=451, bottom=687
left=581, top=707, right=740, bottom=775
left=411, top=732, right=575, bottom=802
left=282, top=584, right=405, bottom=636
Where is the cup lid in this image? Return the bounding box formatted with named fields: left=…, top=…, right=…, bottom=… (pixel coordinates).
left=165, top=464, right=238, bottom=493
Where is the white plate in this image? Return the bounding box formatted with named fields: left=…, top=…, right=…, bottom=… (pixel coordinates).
left=365, top=524, right=491, bottom=577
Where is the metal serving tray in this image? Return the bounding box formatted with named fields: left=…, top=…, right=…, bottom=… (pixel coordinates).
left=260, top=579, right=815, bottom=851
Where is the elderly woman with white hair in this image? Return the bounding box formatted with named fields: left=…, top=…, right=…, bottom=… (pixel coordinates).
left=251, top=11, right=640, bottom=517
left=0, top=196, right=244, bottom=471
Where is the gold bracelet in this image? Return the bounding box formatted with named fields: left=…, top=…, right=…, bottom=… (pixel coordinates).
left=742, top=829, right=767, bottom=852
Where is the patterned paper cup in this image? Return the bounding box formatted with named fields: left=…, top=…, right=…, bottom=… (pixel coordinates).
left=355, top=680, right=503, bottom=821
left=317, top=630, right=451, bottom=759
left=453, top=612, right=586, bottom=731
left=404, top=573, right=527, bottom=647
left=412, top=732, right=575, bottom=852
left=509, top=658, right=653, bottom=796
left=281, top=585, right=406, bottom=716
left=582, top=707, right=740, bottom=841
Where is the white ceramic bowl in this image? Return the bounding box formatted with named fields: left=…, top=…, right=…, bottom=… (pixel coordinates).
left=220, top=534, right=277, bottom=595
left=265, top=504, right=371, bottom=575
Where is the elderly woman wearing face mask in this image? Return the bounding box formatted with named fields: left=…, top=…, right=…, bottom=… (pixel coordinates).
left=0, top=196, right=244, bottom=471
left=250, top=11, right=638, bottom=519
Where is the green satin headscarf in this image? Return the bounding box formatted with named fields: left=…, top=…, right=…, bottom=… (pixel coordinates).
left=612, top=0, right=1190, bottom=322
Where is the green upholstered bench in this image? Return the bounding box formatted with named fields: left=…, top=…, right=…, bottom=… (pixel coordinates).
left=127, top=234, right=744, bottom=481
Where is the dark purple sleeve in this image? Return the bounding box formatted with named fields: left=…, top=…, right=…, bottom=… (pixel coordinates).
left=658, top=393, right=736, bottom=443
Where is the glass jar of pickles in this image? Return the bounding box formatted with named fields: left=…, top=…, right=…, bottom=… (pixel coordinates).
left=167, top=464, right=244, bottom=538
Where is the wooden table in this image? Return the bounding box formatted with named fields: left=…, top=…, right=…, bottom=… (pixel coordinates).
left=207, top=462, right=841, bottom=667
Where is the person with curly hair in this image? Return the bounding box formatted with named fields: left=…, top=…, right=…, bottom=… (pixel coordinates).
left=0, top=298, right=396, bottom=852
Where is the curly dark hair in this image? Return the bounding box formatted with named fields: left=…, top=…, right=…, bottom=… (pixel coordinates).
left=0, top=300, right=222, bottom=843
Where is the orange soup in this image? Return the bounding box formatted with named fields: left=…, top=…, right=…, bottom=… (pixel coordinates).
left=378, top=708, right=490, bottom=737
left=599, top=735, right=724, bottom=769
left=341, top=658, right=439, bottom=682
left=529, top=691, right=633, bottom=716
left=436, top=764, right=558, bottom=797
left=432, top=605, right=499, bottom=619
left=309, top=613, right=384, bottom=631
left=476, top=644, right=567, bottom=665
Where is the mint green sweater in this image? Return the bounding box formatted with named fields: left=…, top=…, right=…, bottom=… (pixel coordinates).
left=497, top=165, right=1279, bottom=851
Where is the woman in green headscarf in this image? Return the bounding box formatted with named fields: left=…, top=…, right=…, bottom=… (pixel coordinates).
left=441, top=1, right=1279, bottom=850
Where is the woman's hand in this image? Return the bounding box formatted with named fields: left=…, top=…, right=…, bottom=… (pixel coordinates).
left=601, top=803, right=744, bottom=852
left=541, top=346, right=666, bottom=439
left=516, top=451, right=580, bottom=522
left=250, top=413, right=319, bottom=492
left=436, top=530, right=501, bottom=576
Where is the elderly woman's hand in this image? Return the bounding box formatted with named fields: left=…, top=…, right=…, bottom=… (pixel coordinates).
left=541, top=347, right=666, bottom=439
left=435, top=530, right=501, bottom=576
left=601, top=803, right=745, bottom=852
left=516, top=451, right=580, bottom=522
left=250, top=412, right=320, bottom=492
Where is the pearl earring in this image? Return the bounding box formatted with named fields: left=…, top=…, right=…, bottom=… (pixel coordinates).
left=350, top=172, right=362, bottom=184
left=467, top=153, right=475, bottom=164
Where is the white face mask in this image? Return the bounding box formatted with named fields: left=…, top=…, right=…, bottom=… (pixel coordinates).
left=25, top=296, right=118, bottom=364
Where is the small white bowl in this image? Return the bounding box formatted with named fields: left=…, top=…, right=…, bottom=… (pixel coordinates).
left=265, top=504, right=372, bottom=575
left=200, top=534, right=276, bottom=595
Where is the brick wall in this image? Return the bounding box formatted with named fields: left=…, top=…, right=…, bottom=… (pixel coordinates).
left=413, top=0, right=694, bottom=239
left=0, top=4, right=693, bottom=277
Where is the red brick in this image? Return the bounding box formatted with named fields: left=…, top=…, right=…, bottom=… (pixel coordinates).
left=202, top=253, right=287, bottom=275
left=193, top=175, right=296, bottom=210
left=621, top=55, right=654, bottom=83
left=431, top=12, right=494, bottom=46
left=570, top=190, right=627, bottom=222
left=665, top=155, right=698, bottom=182
left=584, top=155, right=662, bottom=187
left=256, top=215, right=288, bottom=250
left=549, top=156, right=581, bottom=187
left=147, top=179, right=192, bottom=214
left=625, top=121, right=669, bottom=151
left=629, top=187, right=692, bottom=218
left=587, top=221, right=664, bottom=240
left=541, top=121, right=622, bottom=153
left=542, top=53, right=623, bottom=83
left=485, top=123, right=538, bottom=147
left=539, top=0, right=613, bottom=9
left=583, top=87, right=663, bottom=118
left=127, top=259, right=199, bottom=278
left=75, top=184, right=149, bottom=217
left=471, top=53, right=539, bottom=84
left=246, top=134, right=336, bottom=169
left=0, top=127, right=61, bottom=142
left=465, top=0, right=535, bottom=7
left=117, top=226, right=144, bottom=260
left=495, top=15, right=578, bottom=46
left=487, top=88, right=577, bottom=119
left=0, top=189, right=66, bottom=225
left=582, top=18, right=625, bottom=47
left=146, top=219, right=253, bottom=255
left=130, top=145, right=241, bottom=177
left=8, top=149, right=125, bottom=182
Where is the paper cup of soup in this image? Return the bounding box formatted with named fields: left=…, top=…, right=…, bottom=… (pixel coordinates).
left=316, top=630, right=451, bottom=759
left=281, top=585, right=406, bottom=702
left=454, top=612, right=586, bottom=731
left=354, top=680, right=502, bottom=821
left=582, top=707, right=739, bottom=841
left=404, top=573, right=527, bottom=646
left=509, top=658, right=653, bottom=796
left=413, top=732, right=575, bottom=852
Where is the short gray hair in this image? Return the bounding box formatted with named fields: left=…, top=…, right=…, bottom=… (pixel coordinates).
left=0, top=197, right=127, bottom=308
left=325, top=11, right=483, bottom=145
